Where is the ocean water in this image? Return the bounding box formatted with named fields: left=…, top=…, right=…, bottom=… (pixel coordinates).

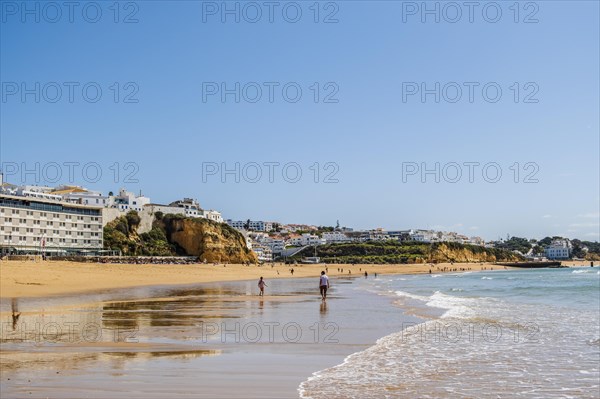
left=299, top=268, right=600, bottom=398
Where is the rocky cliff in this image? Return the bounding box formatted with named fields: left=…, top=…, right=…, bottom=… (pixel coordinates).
left=104, top=211, right=257, bottom=263
left=160, top=216, right=257, bottom=263
left=428, top=243, right=522, bottom=263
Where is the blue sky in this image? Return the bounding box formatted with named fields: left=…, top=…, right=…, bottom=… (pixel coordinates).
left=1, top=0, right=599, bottom=240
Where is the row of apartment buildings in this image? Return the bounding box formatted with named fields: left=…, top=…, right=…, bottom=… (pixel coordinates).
left=226, top=218, right=485, bottom=246
left=0, top=175, right=223, bottom=255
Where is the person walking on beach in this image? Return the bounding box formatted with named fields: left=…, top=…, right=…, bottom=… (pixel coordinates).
left=319, top=271, right=330, bottom=300
left=258, top=277, right=267, bottom=296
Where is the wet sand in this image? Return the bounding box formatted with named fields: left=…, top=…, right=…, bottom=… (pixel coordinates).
left=0, top=259, right=505, bottom=298
left=0, top=277, right=421, bottom=398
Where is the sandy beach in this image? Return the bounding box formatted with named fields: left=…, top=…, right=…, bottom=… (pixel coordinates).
left=0, top=259, right=517, bottom=298
left=1, top=260, right=596, bottom=398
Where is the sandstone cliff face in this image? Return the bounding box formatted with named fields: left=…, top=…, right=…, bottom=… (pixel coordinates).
left=162, top=217, right=257, bottom=264
left=104, top=211, right=257, bottom=262
left=429, top=243, right=521, bottom=263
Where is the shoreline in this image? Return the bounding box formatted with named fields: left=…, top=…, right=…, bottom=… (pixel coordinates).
left=0, top=259, right=592, bottom=299
left=297, top=267, right=600, bottom=398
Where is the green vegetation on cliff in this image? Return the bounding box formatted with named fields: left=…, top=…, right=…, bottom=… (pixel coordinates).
left=103, top=211, right=177, bottom=256
left=104, top=211, right=257, bottom=263
left=290, top=241, right=522, bottom=264
left=571, top=239, right=600, bottom=260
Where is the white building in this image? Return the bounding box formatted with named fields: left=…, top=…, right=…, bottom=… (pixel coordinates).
left=54, top=186, right=114, bottom=208
left=411, top=230, right=439, bottom=243
left=260, top=237, right=285, bottom=255
left=322, top=231, right=351, bottom=243
left=280, top=224, right=317, bottom=233
left=9, top=184, right=63, bottom=202
left=468, top=236, right=485, bottom=246
left=246, top=232, right=285, bottom=256
left=545, top=240, right=571, bottom=259
left=169, top=198, right=203, bottom=218
left=268, top=239, right=285, bottom=254
left=252, top=243, right=273, bottom=263
left=166, top=199, right=223, bottom=223
left=288, top=233, right=325, bottom=247
left=203, top=209, right=223, bottom=223
left=386, top=230, right=413, bottom=241
left=439, top=232, right=469, bottom=243
left=113, top=189, right=151, bottom=212
left=0, top=193, right=103, bottom=255
left=16, top=189, right=63, bottom=202
left=15, top=185, right=54, bottom=195
left=227, top=220, right=273, bottom=232
left=366, top=229, right=391, bottom=241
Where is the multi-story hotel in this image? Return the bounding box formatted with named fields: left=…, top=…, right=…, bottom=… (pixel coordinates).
left=0, top=193, right=103, bottom=255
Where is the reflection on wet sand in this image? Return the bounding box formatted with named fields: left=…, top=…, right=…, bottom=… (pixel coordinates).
left=1, top=277, right=403, bottom=398
left=1, top=286, right=250, bottom=375
left=319, top=301, right=328, bottom=316
left=11, top=298, right=21, bottom=330
left=1, top=281, right=315, bottom=363
left=1, top=347, right=220, bottom=374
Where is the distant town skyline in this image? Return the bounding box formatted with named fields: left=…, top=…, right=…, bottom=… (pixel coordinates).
left=1, top=173, right=597, bottom=243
